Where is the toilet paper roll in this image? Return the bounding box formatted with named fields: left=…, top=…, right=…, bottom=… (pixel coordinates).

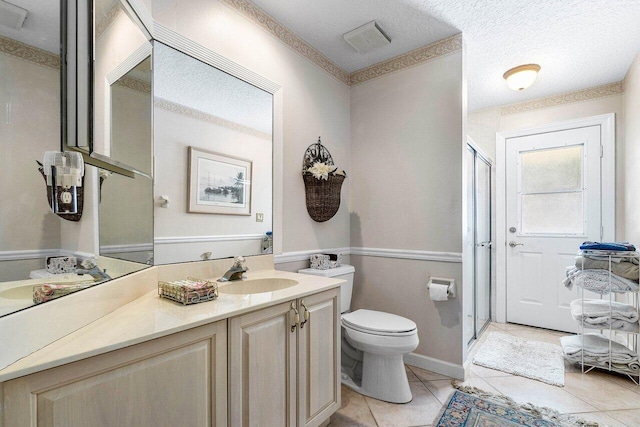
left=429, top=283, right=449, bottom=301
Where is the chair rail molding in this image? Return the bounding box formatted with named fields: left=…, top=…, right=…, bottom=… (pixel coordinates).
left=274, top=247, right=462, bottom=264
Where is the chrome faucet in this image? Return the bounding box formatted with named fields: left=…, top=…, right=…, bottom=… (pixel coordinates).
left=76, top=266, right=112, bottom=282
left=219, top=256, right=248, bottom=282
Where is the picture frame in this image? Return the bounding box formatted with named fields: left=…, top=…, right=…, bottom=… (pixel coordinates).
left=188, top=147, right=252, bottom=215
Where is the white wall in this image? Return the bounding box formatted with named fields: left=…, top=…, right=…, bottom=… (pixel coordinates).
left=350, top=52, right=465, bottom=367
left=623, top=49, right=640, bottom=245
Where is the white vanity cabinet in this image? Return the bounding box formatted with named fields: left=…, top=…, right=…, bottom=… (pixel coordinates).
left=228, top=288, right=340, bottom=427
left=2, top=320, right=228, bottom=427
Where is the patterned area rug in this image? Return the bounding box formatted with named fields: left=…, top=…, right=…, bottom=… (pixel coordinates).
left=433, top=384, right=599, bottom=426
left=473, top=331, right=565, bottom=386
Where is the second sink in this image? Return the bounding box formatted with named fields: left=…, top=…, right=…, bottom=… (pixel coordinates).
left=218, top=278, right=298, bottom=295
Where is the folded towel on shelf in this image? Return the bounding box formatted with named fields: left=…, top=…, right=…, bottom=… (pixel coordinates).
left=569, top=299, right=639, bottom=332
left=561, top=334, right=640, bottom=374
left=582, top=253, right=640, bottom=265
left=575, top=256, right=640, bottom=281
left=563, top=267, right=640, bottom=294
left=580, top=241, right=636, bottom=252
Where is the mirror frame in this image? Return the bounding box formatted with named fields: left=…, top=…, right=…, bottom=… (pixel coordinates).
left=62, top=0, right=153, bottom=178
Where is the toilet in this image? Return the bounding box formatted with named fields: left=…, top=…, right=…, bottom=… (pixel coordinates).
left=298, top=264, right=419, bottom=403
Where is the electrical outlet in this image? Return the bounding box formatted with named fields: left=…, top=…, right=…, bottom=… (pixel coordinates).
left=256, top=213, right=264, bottom=222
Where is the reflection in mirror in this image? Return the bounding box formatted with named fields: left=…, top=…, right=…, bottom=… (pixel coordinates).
left=0, top=1, right=66, bottom=316
left=153, top=42, right=274, bottom=264
left=93, top=0, right=152, bottom=175
left=99, top=170, right=154, bottom=264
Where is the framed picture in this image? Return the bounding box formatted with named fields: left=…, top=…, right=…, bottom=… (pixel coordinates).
left=188, top=147, right=252, bottom=215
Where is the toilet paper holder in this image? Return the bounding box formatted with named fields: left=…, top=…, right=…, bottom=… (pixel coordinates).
left=427, top=277, right=455, bottom=298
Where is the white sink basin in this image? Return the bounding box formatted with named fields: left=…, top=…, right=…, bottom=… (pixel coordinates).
left=0, top=285, right=38, bottom=300
left=218, top=278, right=299, bottom=295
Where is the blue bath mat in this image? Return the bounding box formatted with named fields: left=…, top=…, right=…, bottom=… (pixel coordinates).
left=433, top=386, right=600, bottom=426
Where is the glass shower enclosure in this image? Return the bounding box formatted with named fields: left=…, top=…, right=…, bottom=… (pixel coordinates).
left=465, top=144, right=492, bottom=347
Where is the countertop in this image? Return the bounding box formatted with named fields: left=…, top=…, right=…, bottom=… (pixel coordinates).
left=0, top=269, right=343, bottom=383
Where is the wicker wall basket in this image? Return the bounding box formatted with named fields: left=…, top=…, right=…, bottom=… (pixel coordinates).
left=303, top=174, right=345, bottom=222
left=302, top=138, right=346, bottom=222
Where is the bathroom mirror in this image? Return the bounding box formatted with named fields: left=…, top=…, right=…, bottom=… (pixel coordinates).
left=152, top=42, right=274, bottom=264
left=62, top=0, right=152, bottom=176
left=90, top=0, right=153, bottom=176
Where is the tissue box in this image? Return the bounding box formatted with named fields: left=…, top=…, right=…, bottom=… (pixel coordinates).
left=46, top=256, right=77, bottom=274
left=158, top=277, right=218, bottom=305
left=310, top=253, right=343, bottom=270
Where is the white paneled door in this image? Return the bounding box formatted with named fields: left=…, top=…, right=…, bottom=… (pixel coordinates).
left=505, top=125, right=603, bottom=332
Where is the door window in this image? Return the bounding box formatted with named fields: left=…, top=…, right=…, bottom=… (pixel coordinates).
left=518, top=145, right=585, bottom=236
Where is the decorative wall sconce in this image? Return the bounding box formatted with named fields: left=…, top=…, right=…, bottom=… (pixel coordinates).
left=302, top=137, right=347, bottom=222
left=37, top=152, right=85, bottom=221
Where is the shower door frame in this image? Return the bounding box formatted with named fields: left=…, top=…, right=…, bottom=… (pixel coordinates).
left=466, top=140, right=493, bottom=348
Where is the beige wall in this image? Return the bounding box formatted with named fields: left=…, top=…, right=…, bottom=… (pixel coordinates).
left=153, top=0, right=351, bottom=254
left=623, top=49, right=640, bottom=245
left=350, top=52, right=465, bottom=365
left=0, top=52, right=62, bottom=280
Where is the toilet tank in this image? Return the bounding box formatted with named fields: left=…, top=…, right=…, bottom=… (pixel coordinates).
left=297, top=265, right=355, bottom=313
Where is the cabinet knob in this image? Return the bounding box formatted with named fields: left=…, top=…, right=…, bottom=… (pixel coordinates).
left=300, top=300, right=310, bottom=329
left=290, top=302, right=300, bottom=332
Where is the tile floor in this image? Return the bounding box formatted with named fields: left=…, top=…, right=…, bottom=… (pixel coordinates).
left=329, top=322, right=640, bottom=426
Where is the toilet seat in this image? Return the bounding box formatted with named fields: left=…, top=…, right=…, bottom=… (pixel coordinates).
left=342, top=309, right=417, bottom=337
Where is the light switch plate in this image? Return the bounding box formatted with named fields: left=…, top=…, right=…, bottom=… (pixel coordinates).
left=256, top=213, right=264, bottom=222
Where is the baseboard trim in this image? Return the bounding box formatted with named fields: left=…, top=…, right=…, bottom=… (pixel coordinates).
left=274, top=247, right=350, bottom=264
left=404, top=352, right=465, bottom=380
left=351, top=247, right=462, bottom=263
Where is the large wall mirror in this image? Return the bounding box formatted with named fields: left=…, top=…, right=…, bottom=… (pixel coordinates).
left=98, top=41, right=276, bottom=264
left=151, top=42, right=274, bottom=264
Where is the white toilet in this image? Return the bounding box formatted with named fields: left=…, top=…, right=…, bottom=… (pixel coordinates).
left=298, top=264, right=419, bottom=403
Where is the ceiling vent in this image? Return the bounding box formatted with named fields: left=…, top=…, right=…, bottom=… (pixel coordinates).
left=0, top=1, right=27, bottom=30
left=343, top=21, right=391, bottom=54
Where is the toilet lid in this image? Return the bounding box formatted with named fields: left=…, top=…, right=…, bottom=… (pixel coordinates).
left=342, top=309, right=416, bottom=334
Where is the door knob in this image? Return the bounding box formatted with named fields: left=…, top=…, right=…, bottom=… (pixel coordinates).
left=509, top=241, right=524, bottom=248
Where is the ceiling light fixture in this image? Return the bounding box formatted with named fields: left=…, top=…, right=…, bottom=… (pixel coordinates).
left=503, top=64, right=541, bottom=91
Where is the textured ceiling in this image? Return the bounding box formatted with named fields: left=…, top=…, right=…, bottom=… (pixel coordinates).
left=154, top=43, right=273, bottom=134
left=250, top=0, right=640, bottom=110
left=0, top=0, right=58, bottom=53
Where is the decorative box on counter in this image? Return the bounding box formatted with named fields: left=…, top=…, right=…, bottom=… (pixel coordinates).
left=310, top=253, right=343, bottom=270
left=158, top=277, right=218, bottom=305
left=46, top=256, right=77, bottom=274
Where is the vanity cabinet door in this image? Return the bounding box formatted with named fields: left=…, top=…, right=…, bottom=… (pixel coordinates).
left=228, top=300, right=298, bottom=427
left=2, top=320, right=227, bottom=427
left=297, top=288, right=340, bottom=427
